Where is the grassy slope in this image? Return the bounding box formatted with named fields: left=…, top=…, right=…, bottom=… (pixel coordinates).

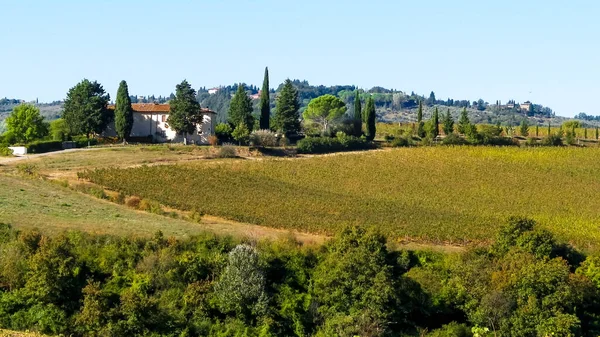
left=83, top=147, right=600, bottom=251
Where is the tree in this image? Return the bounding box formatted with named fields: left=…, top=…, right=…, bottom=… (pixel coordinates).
left=431, top=107, right=439, bottom=138
left=259, top=67, right=270, bottom=130
left=114, top=80, right=133, bottom=142
left=274, top=79, right=301, bottom=136
left=584, top=128, right=588, bottom=139
left=520, top=119, right=529, bottom=137
left=50, top=119, right=70, bottom=141
left=6, top=104, right=48, bottom=143
left=416, top=100, right=425, bottom=138
left=303, top=94, right=347, bottom=135
left=535, top=124, right=539, bottom=137
left=458, top=107, right=470, bottom=134
left=232, top=123, right=250, bottom=145
left=548, top=121, right=552, bottom=136
left=167, top=80, right=202, bottom=144
left=63, top=79, right=111, bottom=138
left=229, top=84, right=254, bottom=131
left=427, top=91, right=436, bottom=106
left=442, top=108, right=454, bottom=135
left=353, top=90, right=362, bottom=137
left=365, top=96, right=376, bottom=141
left=596, top=126, right=599, bottom=140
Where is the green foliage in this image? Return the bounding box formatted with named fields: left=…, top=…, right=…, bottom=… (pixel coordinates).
left=167, top=80, right=202, bottom=137
left=232, top=123, right=250, bottom=145
left=442, top=133, right=466, bottom=145
left=541, top=133, right=563, bottom=146
left=352, top=90, right=362, bottom=137
left=49, top=119, right=69, bottom=141
left=443, top=108, right=454, bottom=135
left=427, top=322, right=473, bottom=337
left=565, top=126, right=577, bottom=145
left=274, top=79, right=301, bottom=136
left=5, top=104, right=48, bottom=144
left=215, top=123, right=233, bottom=143
left=417, top=100, right=425, bottom=138
left=562, top=120, right=581, bottom=129
left=431, top=107, right=440, bottom=138
left=229, top=85, right=254, bottom=132
left=390, top=135, right=413, bottom=147
left=21, top=140, right=63, bottom=154
left=303, top=94, right=347, bottom=135
left=249, top=129, right=278, bottom=147
left=259, top=67, right=271, bottom=130
left=364, top=96, right=376, bottom=141
left=114, top=80, right=134, bottom=140
left=520, top=119, right=529, bottom=137
left=458, top=108, right=470, bottom=134
left=62, top=79, right=111, bottom=137
left=296, top=134, right=373, bottom=154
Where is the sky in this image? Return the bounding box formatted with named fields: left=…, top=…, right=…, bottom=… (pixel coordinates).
left=1, top=0, right=599, bottom=117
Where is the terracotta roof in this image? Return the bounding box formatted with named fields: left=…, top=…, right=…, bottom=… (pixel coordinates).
left=107, top=103, right=215, bottom=114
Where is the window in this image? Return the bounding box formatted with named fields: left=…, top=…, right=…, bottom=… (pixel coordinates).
left=161, top=115, right=166, bottom=123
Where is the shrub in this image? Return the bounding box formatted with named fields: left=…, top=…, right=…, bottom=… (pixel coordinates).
left=215, top=123, right=233, bottom=143
left=390, top=136, right=413, bottom=147
left=73, top=183, right=107, bottom=199
left=125, top=196, right=141, bottom=208
left=541, top=134, right=563, bottom=146
left=297, top=135, right=373, bottom=154
left=16, top=163, right=38, bottom=176
left=22, top=140, right=63, bottom=154
left=442, top=133, right=466, bottom=146
left=208, top=135, right=218, bottom=146
left=250, top=129, right=279, bottom=147
left=72, top=136, right=99, bottom=148
left=138, top=199, right=163, bottom=215
left=232, top=123, right=250, bottom=145
left=217, top=145, right=237, bottom=158
left=525, top=137, right=538, bottom=147
left=0, top=146, right=13, bottom=157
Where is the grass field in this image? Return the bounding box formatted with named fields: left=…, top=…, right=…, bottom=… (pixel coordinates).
left=80, top=147, right=600, bottom=251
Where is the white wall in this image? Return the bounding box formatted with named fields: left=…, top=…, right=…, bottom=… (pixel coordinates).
left=8, top=147, right=27, bottom=156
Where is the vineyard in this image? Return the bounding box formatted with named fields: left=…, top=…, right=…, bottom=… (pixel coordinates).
left=80, top=147, right=600, bottom=251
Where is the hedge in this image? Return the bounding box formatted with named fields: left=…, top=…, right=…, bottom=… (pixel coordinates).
left=22, top=140, right=63, bottom=154
left=297, top=135, right=374, bottom=154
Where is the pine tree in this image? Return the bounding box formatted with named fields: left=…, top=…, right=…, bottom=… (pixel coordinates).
left=458, top=107, right=470, bottom=134
left=167, top=80, right=201, bottom=144
left=228, top=84, right=254, bottom=131
left=259, top=67, right=270, bottom=130
left=365, top=96, right=376, bottom=141
left=353, top=90, right=362, bottom=137
left=416, top=100, right=425, bottom=137
left=274, top=79, right=300, bottom=136
left=114, top=80, right=133, bottom=142
left=432, top=107, right=439, bottom=138
left=442, top=108, right=454, bottom=135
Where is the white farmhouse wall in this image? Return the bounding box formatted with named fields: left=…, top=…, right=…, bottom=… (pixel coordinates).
left=8, top=147, right=27, bottom=156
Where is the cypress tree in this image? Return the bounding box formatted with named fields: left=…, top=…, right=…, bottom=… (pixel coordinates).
left=432, top=107, right=439, bottom=138
left=114, top=80, right=133, bottom=142
left=168, top=80, right=201, bottom=144
left=365, top=96, right=376, bottom=141
left=520, top=119, right=529, bottom=137
left=548, top=121, right=551, bottom=136
left=228, top=84, right=254, bottom=131
left=416, top=100, right=425, bottom=137
left=353, top=90, right=362, bottom=137
left=442, top=108, right=454, bottom=135
left=584, top=128, right=588, bottom=139
left=596, top=126, right=599, bottom=140
left=458, top=107, right=470, bottom=134
left=535, top=124, right=539, bottom=137
left=274, top=79, right=301, bottom=136
left=259, top=67, right=270, bottom=130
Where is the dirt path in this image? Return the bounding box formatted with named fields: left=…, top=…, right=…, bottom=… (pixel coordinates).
left=0, top=147, right=108, bottom=164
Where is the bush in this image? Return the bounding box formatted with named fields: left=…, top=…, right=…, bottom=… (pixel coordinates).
left=390, top=136, right=413, bottom=147
left=138, top=199, right=164, bottom=215
left=208, top=135, right=218, bottom=146
left=217, top=145, right=237, bottom=158
left=525, top=137, right=539, bottom=147
left=72, top=136, right=99, bottom=148
left=442, top=133, right=466, bottom=145
left=215, top=123, right=233, bottom=143
left=541, top=134, right=563, bottom=146
left=125, top=196, right=141, bottom=208
left=0, top=146, right=13, bottom=157
left=50, top=119, right=70, bottom=141
left=22, top=140, right=63, bottom=154
left=297, top=135, right=374, bottom=154
left=250, top=129, right=278, bottom=147
left=73, top=183, right=107, bottom=199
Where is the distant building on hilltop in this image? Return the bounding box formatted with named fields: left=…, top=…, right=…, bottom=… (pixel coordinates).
left=249, top=90, right=262, bottom=100
left=208, top=88, right=220, bottom=95
left=103, top=103, right=216, bottom=144
left=520, top=101, right=532, bottom=112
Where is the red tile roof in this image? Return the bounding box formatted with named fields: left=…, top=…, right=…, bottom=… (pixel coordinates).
left=107, top=103, right=215, bottom=114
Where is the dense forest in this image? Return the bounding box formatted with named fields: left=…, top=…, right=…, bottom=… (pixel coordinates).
left=0, top=217, right=599, bottom=336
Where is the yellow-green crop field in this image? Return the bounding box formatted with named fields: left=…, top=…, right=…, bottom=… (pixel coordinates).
left=81, top=147, right=600, bottom=251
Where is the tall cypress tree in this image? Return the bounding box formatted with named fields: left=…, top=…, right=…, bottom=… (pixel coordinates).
left=114, top=80, right=133, bottom=142
left=353, top=90, right=362, bottom=137
left=584, top=128, right=588, bottom=139
left=168, top=80, right=201, bottom=144
left=229, top=84, right=254, bottom=131
left=547, top=121, right=551, bottom=136
left=259, top=67, right=270, bottom=130
left=274, top=79, right=300, bottom=136
left=416, top=100, right=425, bottom=137
left=432, top=107, right=439, bottom=138
left=365, top=96, right=376, bottom=141
left=442, top=108, right=454, bottom=135
left=596, top=126, right=599, bottom=140
left=458, top=107, right=470, bottom=134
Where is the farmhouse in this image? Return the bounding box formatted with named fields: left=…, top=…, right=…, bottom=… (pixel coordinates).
left=104, top=103, right=216, bottom=144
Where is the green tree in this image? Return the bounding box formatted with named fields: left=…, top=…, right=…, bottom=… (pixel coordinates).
left=167, top=80, right=202, bottom=144
left=458, top=107, right=470, bottom=134
left=442, top=108, right=454, bottom=135
left=63, top=79, right=111, bottom=138
left=430, top=107, right=440, bottom=138
left=274, top=79, right=301, bottom=136
left=303, top=94, right=347, bottom=135
left=596, top=126, right=599, bottom=140
left=353, top=90, right=362, bottom=137
left=535, top=124, right=539, bottom=137
left=229, top=84, right=254, bottom=131
left=520, top=119, right=529, bottom=137
left=259, top=67, right=270, bottom=130
left=548, top=121, right=552, bottom=136
left=365, top=96, right=376, bottom=141
left=114, top=80, right=134, bottom=142
left=49, top=119, right=70, bottom=141
left=5, top=104, right=48, bottom=143
left=416, top=100, right=425, bottom=138
left=232, top=123, right=250, bottom=145
left=584, top=128, right=588, bottom=139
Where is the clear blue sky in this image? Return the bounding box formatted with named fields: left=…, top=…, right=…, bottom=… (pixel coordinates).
left=2, top=0, right=599, bottom=117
